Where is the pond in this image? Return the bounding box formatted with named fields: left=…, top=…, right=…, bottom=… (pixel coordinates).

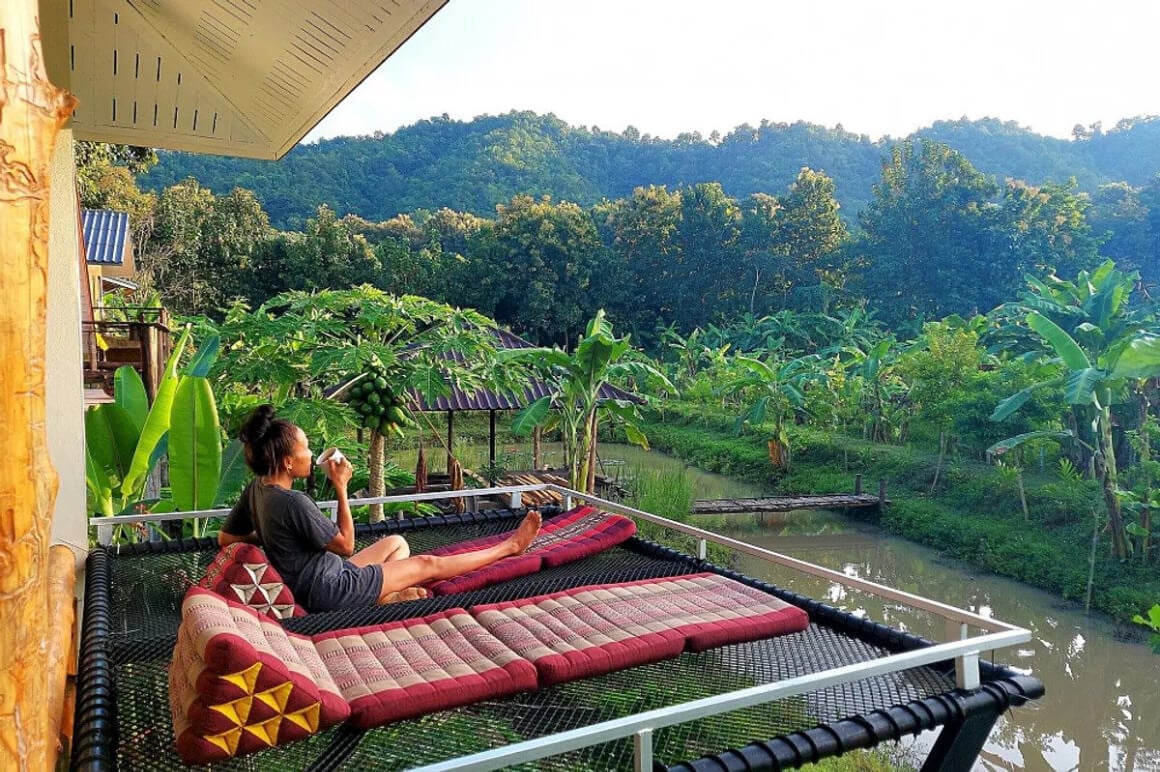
left=441, top=441, right=1160, bottom=771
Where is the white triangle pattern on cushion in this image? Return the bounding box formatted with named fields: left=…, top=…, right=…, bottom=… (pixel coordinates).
left=228, top=562, right=291, bottom=616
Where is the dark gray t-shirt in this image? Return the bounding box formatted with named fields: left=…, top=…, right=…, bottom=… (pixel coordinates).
left=222, top=480, right=341, bottom=600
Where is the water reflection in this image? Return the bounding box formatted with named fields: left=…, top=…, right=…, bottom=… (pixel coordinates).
left=726, top=521, right=1160, bottom=771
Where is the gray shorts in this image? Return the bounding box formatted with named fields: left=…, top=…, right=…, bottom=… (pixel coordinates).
left=302, top=561, right=384, bottom=612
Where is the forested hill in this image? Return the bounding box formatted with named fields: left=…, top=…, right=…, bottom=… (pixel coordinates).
left=140, top=111, right=1160, bottom=229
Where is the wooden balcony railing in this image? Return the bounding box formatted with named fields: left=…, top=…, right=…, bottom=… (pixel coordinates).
left=82, top=307, right=171, bottom=399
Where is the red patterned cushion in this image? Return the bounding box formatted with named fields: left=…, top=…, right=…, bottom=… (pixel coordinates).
left=169, top=587, right=349, bottom=764
left=200, top=543, right=306, bottom=619
left=473, top=574, right=809, bottom=686
left=311, top=609, right=538, bottom=729
left=423, top=506, right=637, bottom=596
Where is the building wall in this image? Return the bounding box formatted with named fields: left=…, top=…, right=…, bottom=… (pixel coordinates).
left=47, top=128, right=88, bottom=569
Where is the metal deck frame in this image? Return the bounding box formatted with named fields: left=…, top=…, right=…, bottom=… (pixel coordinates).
left=86, top=483, right=1037, bottom=771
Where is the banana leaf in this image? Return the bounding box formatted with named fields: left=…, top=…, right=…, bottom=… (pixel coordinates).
left=169, top=376, right=222, bottom=512
left=1110, top=335, right=1160, bottom=380
left=84, top=403, right=139, bottom=483
left=184, top=335, right=221, bottom=377
left=511, top=395, right=551, bottom=436
left=121, top=326, right=191, bottom=500
left=1027, top=312, right=1091, bottom=370
left=214, top=439, right=250, bottom=507
left=85, top=445, right=114, bottom=517
left=113, top=366, right=148, bottom=433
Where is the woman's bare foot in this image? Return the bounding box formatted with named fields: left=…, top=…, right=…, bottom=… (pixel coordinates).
left=507, top=510, right=542, bottom=555
left=380, top=586, right=429, bottom=604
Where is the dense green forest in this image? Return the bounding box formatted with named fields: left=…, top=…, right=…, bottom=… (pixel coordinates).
left=110, top=128, right=1160, bottom=341
left=140, top=111, right=1160, bottom=231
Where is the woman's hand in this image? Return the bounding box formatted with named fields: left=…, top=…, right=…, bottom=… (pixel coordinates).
left=324, top=454, right=353, bottom=490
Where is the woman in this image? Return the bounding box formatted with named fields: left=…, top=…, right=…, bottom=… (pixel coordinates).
left=218, top=405, right=541, bottom=612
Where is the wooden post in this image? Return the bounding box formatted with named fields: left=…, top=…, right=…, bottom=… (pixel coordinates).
left=446, top=410, right=454, bottom=474
left=854, top=474, right=863, bottom=496
left=532, top=425, right=542, bottom=470
left=488, top=409, right=496, bottom=466
left=45, top=546, right=76, bottom=769
left=878, top=478, right=887, bottom=504
left=0, top=7, right=76, bottom=769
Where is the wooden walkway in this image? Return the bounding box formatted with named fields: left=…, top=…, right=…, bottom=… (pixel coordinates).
left=692, top=494, right=883, bottom=515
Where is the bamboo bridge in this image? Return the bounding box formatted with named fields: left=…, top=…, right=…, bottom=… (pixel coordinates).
left=692, top=476, right=886, bottom=515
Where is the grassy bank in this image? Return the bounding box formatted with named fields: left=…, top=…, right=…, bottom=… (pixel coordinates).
left=637, top=402, right=1160, bottom=625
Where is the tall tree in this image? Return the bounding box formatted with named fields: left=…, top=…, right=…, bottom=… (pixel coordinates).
left=773, top=168, right=848, bottom=311
left=676, top=182, right=742, bottom=327
left=608, top=185, right=683, bottom=338
left=278, top=204, right=381, bottom=294
left=143, top=179, right=272, bottom=314
left=855, top=140, right=1000, bottom=327
left=486, top=195, right=603, bottom=345
left=998, top=178, right=1102, bottom=288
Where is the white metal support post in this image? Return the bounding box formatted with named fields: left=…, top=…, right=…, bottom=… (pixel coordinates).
left=634, top=728, right=653, bottom=772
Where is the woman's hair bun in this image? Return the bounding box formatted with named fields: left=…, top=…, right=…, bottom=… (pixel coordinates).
left=239, top=404, right=277, bottom=444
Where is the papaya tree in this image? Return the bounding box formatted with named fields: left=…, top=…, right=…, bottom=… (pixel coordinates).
left=506, top=310, right=674, bottom=492
left=208, top=287, right=517, bottom=520
left=990, top=262, right=1160, bottom=558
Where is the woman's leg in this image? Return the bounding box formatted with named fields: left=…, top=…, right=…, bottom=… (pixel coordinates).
left=349, top=534, right=410, bottom=568
left=375, top=511, right=541, bottom=596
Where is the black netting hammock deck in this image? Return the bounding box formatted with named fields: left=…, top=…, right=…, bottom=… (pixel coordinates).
left=72, top=508, right=1043, bottom=771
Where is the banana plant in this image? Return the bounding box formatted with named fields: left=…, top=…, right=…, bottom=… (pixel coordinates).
left=506, top=310, right=674, bottom=492
left=720, top=354, right=824, bottom=470
left=990, top=262, right=1160, bottom=559
left=84, top=329, right=246, bottom=532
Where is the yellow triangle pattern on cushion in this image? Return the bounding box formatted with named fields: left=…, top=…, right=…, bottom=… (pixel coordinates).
left=283, top=701, right=321, bottom=733
left=208, top=694, right=253, bottom=726
left=244, top=715, right=283, bottom=747
left=254, top=680, right=294, bottom=713
left=205, top=726, right=243, bottom=756
left=203, top=658, right=327, bottom=755
left=220, top=661, right=263, bottom=693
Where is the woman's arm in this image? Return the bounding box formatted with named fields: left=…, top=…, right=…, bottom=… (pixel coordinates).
left=323, top=455, right=355, bottom=557
left=218, top=529, right=258, bottom=547
left=219, top=488, right=258, bottom=547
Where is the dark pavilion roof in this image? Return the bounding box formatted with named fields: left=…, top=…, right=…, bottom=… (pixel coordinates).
left=409, top=327, right=642, bottom=413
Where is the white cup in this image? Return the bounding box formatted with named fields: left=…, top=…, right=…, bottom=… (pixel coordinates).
left=317, top=447, right=345, bottom=467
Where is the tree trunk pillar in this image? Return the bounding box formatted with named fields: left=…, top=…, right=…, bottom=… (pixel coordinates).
left=586, top=413, right=598, bottom=494
left=368, top=430, right=384, bottom=522
left=0, top=6, right=76, bottom=769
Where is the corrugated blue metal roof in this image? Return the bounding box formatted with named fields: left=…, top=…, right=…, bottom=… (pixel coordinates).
left=82, top=209, right=130, bottom=266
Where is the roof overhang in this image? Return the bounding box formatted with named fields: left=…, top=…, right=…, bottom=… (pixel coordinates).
left=43, top=0, right=447, bottom=160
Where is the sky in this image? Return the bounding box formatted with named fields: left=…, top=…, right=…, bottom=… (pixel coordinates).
left=308, top=0, right=1160, bottom=144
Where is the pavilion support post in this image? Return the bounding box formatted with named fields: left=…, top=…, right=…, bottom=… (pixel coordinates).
left=0, top=7, right=76, bottom=769
left=446, top=410, right=454, bottom=474
left=489, top=410, right=496, bottom=467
